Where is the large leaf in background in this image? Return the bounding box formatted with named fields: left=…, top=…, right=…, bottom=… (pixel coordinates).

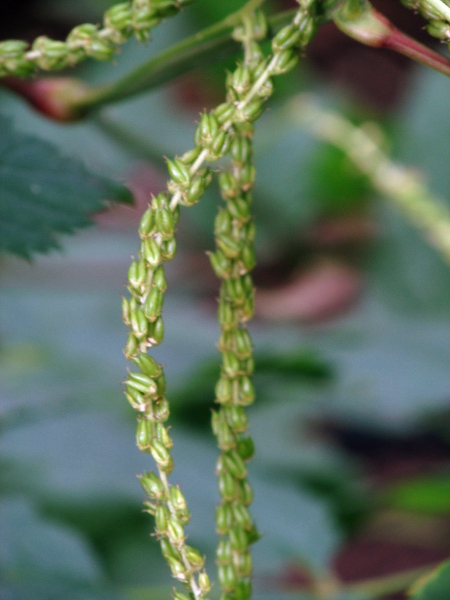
left=410, top=560, right=450, bottom=600
left=0, top=116, right=132, bottom=258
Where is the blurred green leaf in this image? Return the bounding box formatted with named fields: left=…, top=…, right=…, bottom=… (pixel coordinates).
left=410, top=560, right=450, bottom=600
left=0, top=116, right=132, bottom=258
left=383, top=476, right=450, bottom=515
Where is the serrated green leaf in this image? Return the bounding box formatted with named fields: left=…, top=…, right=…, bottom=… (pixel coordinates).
left=0, top=116, right=132, bottom=259
left=410, top=560, right=450, bottom=600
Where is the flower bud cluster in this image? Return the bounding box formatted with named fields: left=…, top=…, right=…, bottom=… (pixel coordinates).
left=400, top=0, right=450, bottom=48
left=0, top=0, right=196, bottom=77
left=124, top=186, right=211, bottom=599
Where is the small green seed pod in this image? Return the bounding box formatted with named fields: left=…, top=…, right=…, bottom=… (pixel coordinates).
left=136, top=419, right=154, bottom=451
left=218, top=302, right=239, bottom=331
left=150, top=440, right=173, bottom=471
left=160, top=538, right=181, bottom=561
left=169, top=485, right=187, bottom=513
left=166, top=556, right=188, bottom=581
left=231, top=135, right=253, bottom=166
left=167, top=518, right=185, bottom=544
left=143, top=287, right=164, bottom=322
left=231, top=65, right=252, bottom=95
left=215, top=376, right=233, bottom=404
left=128, top=371, right=158, bottom=395
left=208, top=130, right=232, bottom=161
left=134, top=353, right=162, bottom=378
left=234, top=579, right=252, bottom=600
left=212, top=102, right=236, bottom=125
left=272, top=48, right=299, bottom=75
left=215, top=208, right=233, bottom=237
left=184, top=545, right=204, bottom=570
left=130, top=308, right=148, bottom=339
left=216, top=538, right=233, bottom=565
left=32, top=36, right=69, bottom=70
left=239, top=480, right=254, bottom=506
left=217, top=234, right=242, bottom=259
left=209, top=250, right=232, bottom=279
left=232, top=504, right=253, bottom=530
left=148, top=316, right=165, bottom=346
left=238, top=245, right=257, bottom=274
left=234, top=330, right=253, bottom=359
left=237, top=436, right=255, bottom=461
left=166, top=157, right=191, bottom=186
left=218, top=563, right=239, bottom=592
left=218, top=171, right=238, bottom=198
left=237, top=375, right=255, bottom=405
left=216, top=502, right=233, bottom=534
left=125, top=389, right=146, bottom=411
left=160, top=238, right=177, bottom=262
left=222, top=351, right=241, bottom=378
left=173, top=593, right=190, bottom=600
left=223, top=450, right=247, bottom=479
left=272, top=24, right=301, bottom=52
left=235, top=551, right=252, bottom=577
left=155, top=422, right=173, bottom=449
left=142, top=238, right=161, bottom=268
left=218, top=472, right=239, bottom=502
left=225, top=405, right=248, bottom=433
left=153, top=396, right=170, bottom=422
left=124, top=332, right=139, bottom=360
left=140, top=471, right=167, bottom=500
left=198, top=571, right=212, bottom=593
left=229, top=526, right=248, bottom=553
left=155, top=504, right=170, bottom=534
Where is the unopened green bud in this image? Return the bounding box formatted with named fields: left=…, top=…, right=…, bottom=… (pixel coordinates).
left=155, top=371, right=166, bottom=396
left=233, top=504, right=253, bottom=530
left=216, top=539, right=233, bottom=565
left=239, top=163, right=256, bottom=191
left=104, top=3, right=132, bottom=34
left=125, top=388, right=146, bottom=411
left=218, top=302, right=239, bottom=331
left=198, top=571, right=211, bottom=593
left=128, top=259, right=146, bottom=290
left=231, top=65, right=252, bottom=95
left=237, top=99, right=263, bottom=123
left=148, top=316, right=164, bottom=346
left=218, top=563, right=238, bottom=591
left=122, top=296, right=131, bottom=325
left=142, top=238, right=161, bottom=268
left=215, top=209, right=232, bottom=237
left=167, top=158, right=191, bottom=187
left=195, top=112, right=219, bottom=146
left=166, top=556, right=187, bottom=581
left=124, top=333, right=139, bottom=359
left=130, top=308, right=148, bottom=339
left=134, top=353, right=162, bottom=378
left=426, top=19, right=450, bottom=40
left=179, top=146, right=202, bottom=164
left=272, top=48, right=298, bottom=75
left=160, top=238, right=177, bottom=262
left=231, top=136, right=252, bottom=165
left=237, top=436, right=254, bottom=461
left=215, top=376, right=232, bottom=404
left=160, top=538, right=180, bottom=560
left=235, top=580, right=252, bottom=600
left=222, top=351, right=241, bottom=378
left=235, top=330, right=253, bottom=358
left=217, top=234, right=242, bottom=259
left=132, top=5, right=159, bottom=41
left=173, top=592, right=190, bottom=600
left=212, top=102, right=236, bottom=125
left=143, top=287, right=164, bottom=321
left=155, top=504, right=170, bottom=534
left=209, top=250, right=232, bottom=279
left=235, top=551, right=252, bottom=577
left=216, top=502, right=233, bottom=534
left=219, top=171, right=238, bottom=198
left=223, top=449, right=247, bottom=479
left=272, top=24, right=301, bottom=52
left=184, top=545, right=204, bottom=569
left=153, top=396, right=170, bottom=422
left=238, top=245, right=256, bottom=274
left=208, top=130, right=231, bottom=161
left=167, top=518, right=185, bottom=544
left=218, top=472, right=239, bottom=502
left=214, top=418, right=236, bottom=451
left=225, top=405, right=248, bottom=433
left=155, top=206, right=175, bottom=238
left=239, top=480, right=254, bottom=506
left=150, top=440, right=173, bottom=471
left=140, top=471, right=167, bottom=499
left=136, top=419, right=153, bottom=450
left=229, top=526, right=248, bottom=552
left=170, top=485, right=187, bottom=513
left=129, top=371, right=158, bottom=394
left=155, top=423, right=173, bottom=449
left=238, top=375, right=255, bottom=405
left=32, top=37, right=69, bottom=70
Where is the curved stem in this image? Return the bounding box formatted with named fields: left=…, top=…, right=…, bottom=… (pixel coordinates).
left=71, top=0, right=269, bottom=116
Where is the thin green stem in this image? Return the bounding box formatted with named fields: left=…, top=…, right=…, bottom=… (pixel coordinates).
left=72, top=0, right=267, bottom=115
left=287, top=94, right=450, bottom=265
left=347, top=562, right=440, bottom=597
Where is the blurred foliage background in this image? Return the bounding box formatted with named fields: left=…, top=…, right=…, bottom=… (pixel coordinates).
left=0, top=0, right=449, bottom=599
